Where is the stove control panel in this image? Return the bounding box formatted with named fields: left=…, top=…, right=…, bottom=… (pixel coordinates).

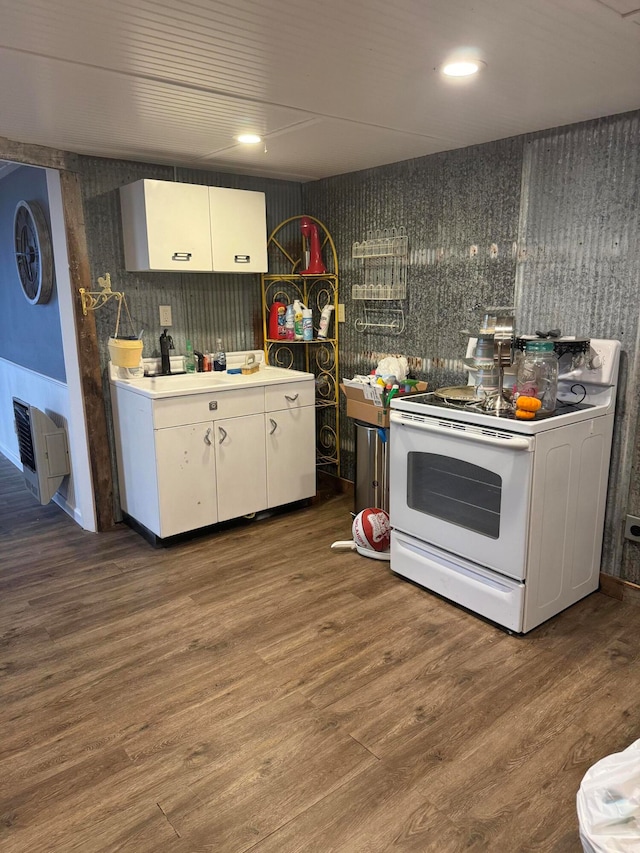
left=559, top=338, right=620, bottom=387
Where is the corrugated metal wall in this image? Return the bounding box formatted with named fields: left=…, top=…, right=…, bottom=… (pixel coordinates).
left=303, top=110, right=640, bottom=581
left=303, top=137, right=523, bottom=481
left=515, top=112, right=640, bottom=582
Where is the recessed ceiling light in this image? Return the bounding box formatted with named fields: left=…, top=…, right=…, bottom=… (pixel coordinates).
left=236, top=133, right=262, bottom=144
left=441, top=60, right=485, bottom=77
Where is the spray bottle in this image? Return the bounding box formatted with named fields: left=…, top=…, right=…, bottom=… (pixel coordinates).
left=317, top=304, right=334, bottom=340
left=284, top=303, right=295, bottom=340
left=293, top=299, right=305, bottom=341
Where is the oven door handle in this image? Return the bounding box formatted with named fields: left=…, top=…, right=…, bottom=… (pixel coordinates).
left=390, top=412, right=534, bottom=450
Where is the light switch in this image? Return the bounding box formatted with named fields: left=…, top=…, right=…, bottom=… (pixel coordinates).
left=338, top=303, right=345, bottom=323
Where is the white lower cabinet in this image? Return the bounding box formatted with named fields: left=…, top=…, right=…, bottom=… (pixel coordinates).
left=266, top=405, right=316, bottom=508
left=215, top=413, right=267, bottom=522
left=111, top=375, right=315, bottom=540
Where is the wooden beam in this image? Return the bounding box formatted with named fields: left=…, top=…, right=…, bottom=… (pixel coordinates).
left=59, top=170, right=115, bottom=531
left=0, top=134, right=78, bottom=172
left=0, top=134, right=113, bottom=530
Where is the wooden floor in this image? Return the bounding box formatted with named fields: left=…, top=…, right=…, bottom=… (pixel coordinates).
left=1, top=455, right=639, bottom=852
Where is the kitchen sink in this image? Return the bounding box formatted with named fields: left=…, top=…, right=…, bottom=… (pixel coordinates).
left=145, top=372, right=235, bottom=391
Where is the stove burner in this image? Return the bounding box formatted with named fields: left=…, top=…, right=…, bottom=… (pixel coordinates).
left=408, top=392, right=593, bottom=419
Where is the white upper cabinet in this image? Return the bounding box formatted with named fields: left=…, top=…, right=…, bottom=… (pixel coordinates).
left=209, top=187, right=268, bottom=273
left=120, top=179, right=213, bottom=272
left=120, top=179, right=268, bottom=273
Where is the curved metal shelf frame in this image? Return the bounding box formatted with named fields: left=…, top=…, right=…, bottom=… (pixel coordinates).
left=262, top=216, right=340, bottom=475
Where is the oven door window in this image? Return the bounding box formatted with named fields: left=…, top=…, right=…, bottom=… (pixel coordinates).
left=407, top=452, right=501, bottom=538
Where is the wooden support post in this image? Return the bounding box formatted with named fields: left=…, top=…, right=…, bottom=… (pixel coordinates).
left=0, top=135, right=115, bottom=531
left=59, top=171, right=115, bottom=531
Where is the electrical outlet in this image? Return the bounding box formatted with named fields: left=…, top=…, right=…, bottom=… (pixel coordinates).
left=625, top=515, right=640, bottom=543
left=338, top=303, right=345, bottom=323
left=159, top=305, right=172, bottom=326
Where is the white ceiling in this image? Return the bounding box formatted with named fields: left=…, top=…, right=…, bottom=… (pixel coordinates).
left=0, top=0, right=639, bottom=182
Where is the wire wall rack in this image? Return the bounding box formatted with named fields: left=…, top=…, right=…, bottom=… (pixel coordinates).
left=354, top=306, right=405, bottom=336
left=351, top=227, right=408, bottom=301
left=352, top=228, right=409, bottom=259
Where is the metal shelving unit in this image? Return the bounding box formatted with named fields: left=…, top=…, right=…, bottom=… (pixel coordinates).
left=261, top=216, right=340, bottom=475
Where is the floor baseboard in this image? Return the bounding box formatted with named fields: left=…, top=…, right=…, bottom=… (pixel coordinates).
left=317, top=471, right=354, bottom=497
left=600, top=572, right=640, bottom=606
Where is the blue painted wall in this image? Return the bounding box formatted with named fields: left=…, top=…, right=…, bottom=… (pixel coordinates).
left=0, top=166, right=66, bottom=382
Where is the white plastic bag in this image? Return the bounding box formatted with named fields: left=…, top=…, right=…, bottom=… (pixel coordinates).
left=577, top=739, right=640, bottom=852
left=375, top=355, right=409, bottom=382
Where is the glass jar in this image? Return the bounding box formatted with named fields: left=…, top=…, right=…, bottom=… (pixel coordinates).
left=516, top=341, right=558, bottom=415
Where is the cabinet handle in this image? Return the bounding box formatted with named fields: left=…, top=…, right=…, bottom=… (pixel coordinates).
left=218, top=426, right=228, bottom=445
left=172, top=252, right=192, bottom=262
left=285, top=393, right=299, bottom=402
left=269, top=418, right=277, bottom=435
left=204, top=427, right=212, bottom=445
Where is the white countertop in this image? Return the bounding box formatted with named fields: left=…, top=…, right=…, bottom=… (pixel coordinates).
left=110, top=364, right=314, bottom=399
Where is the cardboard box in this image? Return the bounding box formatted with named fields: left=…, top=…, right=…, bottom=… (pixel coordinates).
left=340, top=381, right=427, bottom=428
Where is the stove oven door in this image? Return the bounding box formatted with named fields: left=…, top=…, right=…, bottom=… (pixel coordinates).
left=389, top=412, right=535, bottom=580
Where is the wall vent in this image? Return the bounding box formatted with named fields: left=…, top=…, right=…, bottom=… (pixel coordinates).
left=12, top=398, right=70, bottom=505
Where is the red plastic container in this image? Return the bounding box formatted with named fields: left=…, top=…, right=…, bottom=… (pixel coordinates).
left=269, top=302, right=287, bottom=339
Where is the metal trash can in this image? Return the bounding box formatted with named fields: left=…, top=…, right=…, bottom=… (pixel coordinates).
left=354, top=420, right=389, bottom=514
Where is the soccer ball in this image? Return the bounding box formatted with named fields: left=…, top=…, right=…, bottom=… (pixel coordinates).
left=352, top=508, right=391, bottom=553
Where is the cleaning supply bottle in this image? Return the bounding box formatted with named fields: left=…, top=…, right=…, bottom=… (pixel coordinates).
left=317, top=304, right=334, bottom=340
left=293, top=299, right=304, bottom=341
left=284, top=303, right=295, bottom=340
left=269, top=301, right=287, bottom=340
left=213, top=337, right=226, bottom=372
left=302, top=307, right=313, bottom=341
left=185, top=339, right=196, bottom=373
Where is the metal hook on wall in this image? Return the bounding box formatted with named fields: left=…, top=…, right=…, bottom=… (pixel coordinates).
left=79, top=272, right=125, bottom=316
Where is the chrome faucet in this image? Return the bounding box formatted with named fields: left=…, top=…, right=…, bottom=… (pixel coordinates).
left=159, top=329, right=174, bottom=375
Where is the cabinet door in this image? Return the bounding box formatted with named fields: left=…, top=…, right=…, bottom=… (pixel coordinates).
left=215, top=414, right=267, bottom=521
left=209, top=187, right=267, bottom=273
left=266, top=405, right=316, bottom=508
left=155, top=422, right=217, bottom=537
left=120, top=179, right=213, bottom=272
